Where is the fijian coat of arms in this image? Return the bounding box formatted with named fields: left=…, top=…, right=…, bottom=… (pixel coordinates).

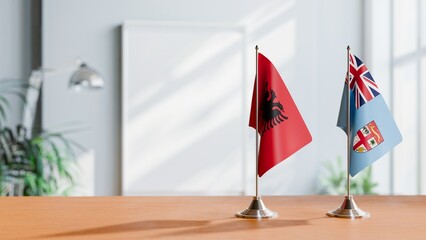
left=353, top=120, right=384, bottom=153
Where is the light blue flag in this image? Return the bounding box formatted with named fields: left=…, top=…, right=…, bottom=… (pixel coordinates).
left=337, top=54, right=402, bottom=176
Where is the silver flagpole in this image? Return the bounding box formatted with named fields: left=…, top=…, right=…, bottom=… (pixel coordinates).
left=327, top=46, right=369, bottom=219
left=255, top=45, right=259, bottom=198
left=236, top=45, right=277, bottom=219
left=346, top=45, right=351, bottom=198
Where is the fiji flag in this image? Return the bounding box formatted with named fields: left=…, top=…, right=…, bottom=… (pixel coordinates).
left=337, top=53, right=402, bottom=176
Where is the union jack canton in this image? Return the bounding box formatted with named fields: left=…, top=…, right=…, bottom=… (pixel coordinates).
left=347, top=54, right=380, bottom=109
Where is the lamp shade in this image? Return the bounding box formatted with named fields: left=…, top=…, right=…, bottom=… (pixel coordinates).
left=69, top=63, right=104, bottom=90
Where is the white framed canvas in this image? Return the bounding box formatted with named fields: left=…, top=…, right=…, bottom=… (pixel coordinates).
left=121, top=21, right=248, bottom=195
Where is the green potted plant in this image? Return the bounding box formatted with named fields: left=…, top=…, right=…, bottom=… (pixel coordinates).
left=0, top=79, right=81, bottom=196
left=319, top=156, right=378, bottom=195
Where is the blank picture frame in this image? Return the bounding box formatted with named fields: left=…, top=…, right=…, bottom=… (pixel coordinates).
left=121, top=21, right=248, bottom=195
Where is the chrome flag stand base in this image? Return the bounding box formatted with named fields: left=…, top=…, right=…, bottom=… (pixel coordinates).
left=327, top=195, right=370, bottom=219
left=236, top=196, right=278, bottom=219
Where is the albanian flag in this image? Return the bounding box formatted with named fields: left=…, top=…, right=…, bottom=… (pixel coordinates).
left=249, top=53, right=312, bottom=177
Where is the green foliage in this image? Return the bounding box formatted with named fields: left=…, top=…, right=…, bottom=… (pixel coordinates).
left=0, top=78, right=82, bottom=196
left=0, top=125, right=82, bottom=196
left=319, top=156, right=378, bottom=195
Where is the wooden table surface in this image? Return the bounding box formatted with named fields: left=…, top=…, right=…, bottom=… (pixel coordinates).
left=1, top=196, right=425, bottom=239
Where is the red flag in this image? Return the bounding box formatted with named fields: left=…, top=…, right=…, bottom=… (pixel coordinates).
left=249, top=53, right=311, bottom=177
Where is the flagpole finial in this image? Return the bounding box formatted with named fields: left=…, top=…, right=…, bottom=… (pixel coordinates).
left=347, top=45, right=351, bottom=50
left=255, top=45, right=259, bottom=50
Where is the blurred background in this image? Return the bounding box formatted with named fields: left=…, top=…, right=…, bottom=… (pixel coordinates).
left=0, top=0, right=424, bottom=196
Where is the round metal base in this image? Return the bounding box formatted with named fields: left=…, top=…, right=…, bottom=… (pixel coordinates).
left=327, top=195, right=370, bottom=219
left=236, top=196, right=278, bottom=219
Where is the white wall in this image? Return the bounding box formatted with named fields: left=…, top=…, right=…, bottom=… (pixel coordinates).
left=42, top=0, right=363, bottom=195
left=0, top=0, right=32, bottom=127
left=365, top=0, right=426, bottom=195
